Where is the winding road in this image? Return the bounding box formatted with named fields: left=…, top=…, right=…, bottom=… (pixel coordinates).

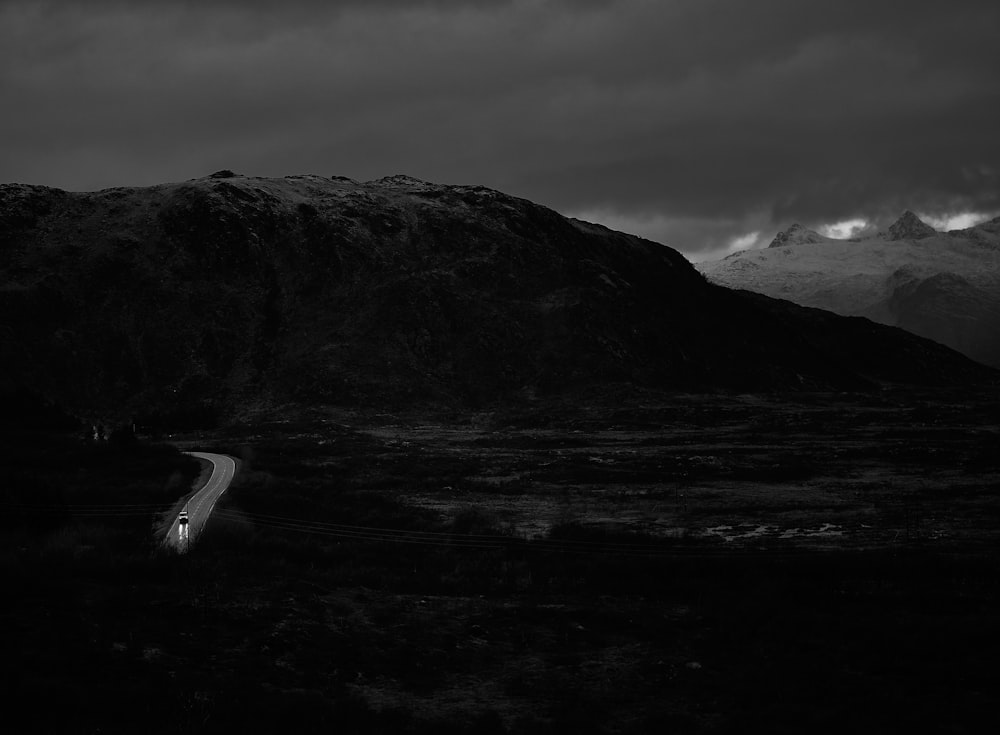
left=164, top=452, right=237, bottom=552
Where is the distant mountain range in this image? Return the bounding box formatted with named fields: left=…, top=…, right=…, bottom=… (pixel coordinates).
left=1, top=173, right=993, bottom=425
left=697, top=211, right=1000, bottom=368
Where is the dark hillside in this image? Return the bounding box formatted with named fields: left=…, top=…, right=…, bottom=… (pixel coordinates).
left=1, top=173, right=993, bottom=423
left=733, top=290, right=997, bottom=386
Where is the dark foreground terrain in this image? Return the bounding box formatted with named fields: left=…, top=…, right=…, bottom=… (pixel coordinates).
left=3, top=390, right=999, bottom=734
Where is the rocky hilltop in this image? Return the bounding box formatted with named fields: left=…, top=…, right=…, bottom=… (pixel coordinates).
left=886, top=210, right=939, bottom=241
left=767, top=223, right=833, bottom=248
left=1, top=175, right=992, bottom=425
left=698, top=212, right=1000, bottom=368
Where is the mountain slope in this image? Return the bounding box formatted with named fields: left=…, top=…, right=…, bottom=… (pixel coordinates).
left=697, top=212, right=1000, bottom=367
left=1, top=174, right=993, bottom=423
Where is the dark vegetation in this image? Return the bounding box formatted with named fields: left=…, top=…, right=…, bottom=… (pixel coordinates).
left=4, top=391, right=999, bottom=733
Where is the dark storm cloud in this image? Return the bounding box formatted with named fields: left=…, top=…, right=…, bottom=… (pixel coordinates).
left=2, top=0, right=998, bottom=258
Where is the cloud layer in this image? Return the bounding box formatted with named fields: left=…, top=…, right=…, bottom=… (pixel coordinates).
left=2, top=0, right=998, bottom=258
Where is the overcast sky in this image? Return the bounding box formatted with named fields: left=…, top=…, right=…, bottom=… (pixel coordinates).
left=2, top=0, right=999, bottom=260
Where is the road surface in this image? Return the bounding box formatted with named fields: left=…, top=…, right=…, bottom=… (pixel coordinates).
left=165, top=452, right=237, bottom=552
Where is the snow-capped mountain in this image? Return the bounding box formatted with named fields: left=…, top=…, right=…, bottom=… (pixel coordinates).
left=697, top=212, right=1000, bottom=368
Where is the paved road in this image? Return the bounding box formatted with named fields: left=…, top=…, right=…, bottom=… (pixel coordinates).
left=165, top=452, right=237, bottom=553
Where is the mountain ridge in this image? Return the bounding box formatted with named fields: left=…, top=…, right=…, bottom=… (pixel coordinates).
left=2, top=175, right=993, bottom=425
left=698, top=211, right=1000, bottom=367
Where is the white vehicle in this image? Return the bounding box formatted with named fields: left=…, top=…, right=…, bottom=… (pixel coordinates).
left=178, top=509, right=189, bottom=542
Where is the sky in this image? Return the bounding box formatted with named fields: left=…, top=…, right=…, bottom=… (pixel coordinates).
left=2, top=0, right=999, bottom=261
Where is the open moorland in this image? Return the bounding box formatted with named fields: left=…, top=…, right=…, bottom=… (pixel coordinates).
left=200, top=388, right=1000, bottom=552
left=4, top=389, right=999, bottom=734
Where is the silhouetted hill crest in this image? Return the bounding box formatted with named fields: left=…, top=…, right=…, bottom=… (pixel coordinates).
left=1, top=174, right=993, bottom=422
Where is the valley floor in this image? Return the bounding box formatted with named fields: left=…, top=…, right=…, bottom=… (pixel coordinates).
left=5, top=389, right=999, bottom=733
left=209, top=388, right=1000, bottom=553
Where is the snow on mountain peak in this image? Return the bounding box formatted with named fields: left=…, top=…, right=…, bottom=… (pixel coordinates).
left=970, top=215, right=1000, bottom=236
left=767, top=223, right=828, bottom=248
left=695, top=209, right=1000, bottom=368
left=887, top=211, right=937, bottom=241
